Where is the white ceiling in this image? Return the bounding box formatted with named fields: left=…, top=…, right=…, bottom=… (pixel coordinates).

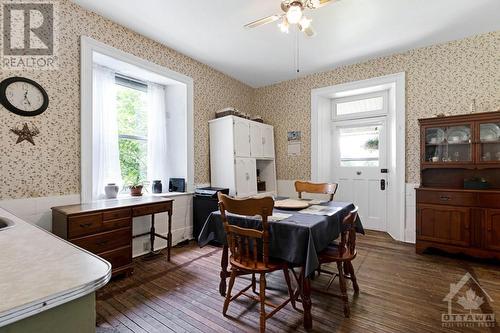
left=71, top=0, right=500, bottom=88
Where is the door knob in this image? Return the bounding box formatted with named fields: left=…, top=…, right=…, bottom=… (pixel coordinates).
left=356, top=171, right=362, bottom=175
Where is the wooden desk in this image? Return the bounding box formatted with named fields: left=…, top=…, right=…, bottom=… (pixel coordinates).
left=52, top=197, right=173, bottom=277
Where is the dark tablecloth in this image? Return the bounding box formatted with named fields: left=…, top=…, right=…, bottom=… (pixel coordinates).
left=197, top=201, right=364, bottom=277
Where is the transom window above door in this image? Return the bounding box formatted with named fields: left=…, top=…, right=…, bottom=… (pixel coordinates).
left=332, top=91, right=388, bottom=120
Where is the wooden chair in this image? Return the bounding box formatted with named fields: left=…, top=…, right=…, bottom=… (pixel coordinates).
left=295, top=180, right=338, bottom=201
left=218, top=193, right=295, bottom=333
left=316, top=207, right=359, bottom=318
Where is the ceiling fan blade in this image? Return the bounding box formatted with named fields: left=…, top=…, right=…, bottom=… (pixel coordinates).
left=312, top=0, right=338, bottom=9
left=244, top=14, right=282, bottom=29
left=303, top=24, right=317, bottom=37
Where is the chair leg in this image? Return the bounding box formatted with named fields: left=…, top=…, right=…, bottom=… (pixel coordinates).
left=223, top=268, right=237, bottom=316
left=252, top=273, right=257, bottom=294
left=283, top=268, right=298, bottom=311
left=337, top=261, right=350, bottom=318
left=259, top=273, right=267, bottom=333
left=346, top=261, right=359, bottom=293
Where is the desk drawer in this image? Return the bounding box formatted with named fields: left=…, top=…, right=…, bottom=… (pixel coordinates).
left=417, top=190, right=477, bottom=206
left=98, top=245, right=132, bottom=270
left=102, top=217, right=131, bottom=232
left=132, top=202, right=171, bottom=216
left=68, top=213, right=102, bottom=238
left=103, top=208, right=131, bottom=221
left=72, top=228, right=131, bottom=253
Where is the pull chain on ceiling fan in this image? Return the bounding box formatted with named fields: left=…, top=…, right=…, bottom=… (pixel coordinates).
left=244, top=0, right=338, bottom=37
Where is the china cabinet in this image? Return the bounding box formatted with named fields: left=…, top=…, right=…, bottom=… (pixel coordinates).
left=416, top=111, right=500, bottom=259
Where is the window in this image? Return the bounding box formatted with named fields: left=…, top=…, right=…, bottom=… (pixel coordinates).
left=333, top=91, right=387, bottom=119
left=336, top=96, right=383, bottom=116
left=338, top=125, right=380, bottom=167
left=115, top=76, right=148, bottom=187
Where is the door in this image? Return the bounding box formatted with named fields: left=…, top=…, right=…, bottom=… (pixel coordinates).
left=262, top=125, right=275, bottom=158
left=233, top=118, right=250, bottom=157
left=250, top=122, right=263, bottom=158
left=485, top=209, right=500, bottom=251
left=476, top=119, right=500, bottom=164
left=332, top=117, right=387, bottom=231
left=234, top=158, right=257, bottom=197
left=417, top=204, right=470, bottom=246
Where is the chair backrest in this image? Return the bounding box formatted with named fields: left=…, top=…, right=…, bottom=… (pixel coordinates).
left=338, top=207, right=359, bottom=256
left=218, top=193, right=274, bottom=268
left=295, top=180, right=338, bottom=201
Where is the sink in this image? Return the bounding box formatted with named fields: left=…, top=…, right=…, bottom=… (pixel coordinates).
left=0, top=217, right=15, bottom=231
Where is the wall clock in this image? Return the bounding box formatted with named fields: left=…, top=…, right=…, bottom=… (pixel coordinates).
left=0, top=77, right=49, bottom=117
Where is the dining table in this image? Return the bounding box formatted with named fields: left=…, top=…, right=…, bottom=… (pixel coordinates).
left=197, top=200, right=364, bottom=330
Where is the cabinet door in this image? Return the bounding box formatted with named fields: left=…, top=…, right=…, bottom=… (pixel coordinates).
left=262, top=125, right=275, bottom=158
left=233, top=118, right=250, bottom=157
left=417, top=204, right=470, bottom=246
left=234, top=158, right=257, bottom=197
left=485, top=209, right=500, bottom=251
left=250, top=122, right=263, bottom=158
left=476, top=120, right=500, bottom=164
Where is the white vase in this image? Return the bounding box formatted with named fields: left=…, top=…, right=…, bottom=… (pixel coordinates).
left=104, top=183, right=119, bottom=199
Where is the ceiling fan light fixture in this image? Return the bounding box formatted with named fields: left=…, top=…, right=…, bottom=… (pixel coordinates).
left=299, top=16, right=312, bottom=30
left=278, top=17, right=290, bottom=33
left=286, top=3, right=303, bottom=24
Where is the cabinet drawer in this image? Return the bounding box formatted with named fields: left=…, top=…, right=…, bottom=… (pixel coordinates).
left=417, top=190, right=477, bottom=206
left=98, top=245, right=132, bottom=270
left=103, top=208, right=131, bottom=221
left=68, top=213, right=102, bottom=238
left=72, top=228, right=131, bottom=253
left=132, top=202, right=171, bottom=216
left=102, top=217, right=131, bottom=232
left=477, top=193, right=500, bottom=209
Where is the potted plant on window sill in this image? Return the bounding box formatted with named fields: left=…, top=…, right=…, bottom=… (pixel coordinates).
left=124, top=177, right=149, bottom=197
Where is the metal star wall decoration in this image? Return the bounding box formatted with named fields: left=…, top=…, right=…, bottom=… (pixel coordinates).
left=10, top=123, right=40, bottom=145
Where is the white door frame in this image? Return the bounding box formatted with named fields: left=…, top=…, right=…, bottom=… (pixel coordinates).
left=311, top=72, right=406, bottom=241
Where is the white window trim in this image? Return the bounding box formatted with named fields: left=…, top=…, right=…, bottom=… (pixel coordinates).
left=81, top=36, right=194, bottom=203
left=311, top=72, right=406, bottom=242
left=332, top=90, right=388, bottom=121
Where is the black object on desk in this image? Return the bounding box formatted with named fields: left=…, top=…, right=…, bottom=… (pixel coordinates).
left=169, top=178, right=185, bottom=192
left=193, top=187, right=229, bottom=240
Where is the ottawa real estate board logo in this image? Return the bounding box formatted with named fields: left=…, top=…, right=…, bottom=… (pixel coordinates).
left=442, top=272, right=495, bottom=328
left=1, top=0, right=58, bottom=69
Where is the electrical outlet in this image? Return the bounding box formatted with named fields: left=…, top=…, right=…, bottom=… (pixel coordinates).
left=143, top=241, right=150, bottom=252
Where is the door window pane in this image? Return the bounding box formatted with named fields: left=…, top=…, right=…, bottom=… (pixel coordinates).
left=336, top=96, right=383, bottom=116
left=479, top=122, right=500, bottom=162
left=339, top=125, right=380, bottom=167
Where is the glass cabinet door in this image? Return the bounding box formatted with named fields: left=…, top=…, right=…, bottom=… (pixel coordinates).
left=478, top=121, right=500, bottom=162
left=424, top=124, right=472, bottom=163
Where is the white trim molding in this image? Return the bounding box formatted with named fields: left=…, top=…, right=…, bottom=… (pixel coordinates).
left=80, top=36, right=194, bottom=203
left=311, top=72, right=406, bottom=242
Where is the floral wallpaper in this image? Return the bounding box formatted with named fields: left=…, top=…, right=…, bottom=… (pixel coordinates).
left=0, top=0, right=253, bottom=200
left=253, top=31, right=500, bottom=184
left=0, top=0, right=497, bottom=201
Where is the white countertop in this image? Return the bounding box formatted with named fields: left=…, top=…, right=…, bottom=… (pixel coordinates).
left=0, top=208, right=111, bottom=327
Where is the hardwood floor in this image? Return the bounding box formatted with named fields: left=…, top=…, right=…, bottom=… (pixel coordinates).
left=96, top=231, right=499, bottom=333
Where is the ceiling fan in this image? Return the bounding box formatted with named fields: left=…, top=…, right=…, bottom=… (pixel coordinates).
left=244, top=0, right=336, bottom=37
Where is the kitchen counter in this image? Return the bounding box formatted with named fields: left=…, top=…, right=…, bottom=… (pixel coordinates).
left=0, top=207, right=111, bottom=328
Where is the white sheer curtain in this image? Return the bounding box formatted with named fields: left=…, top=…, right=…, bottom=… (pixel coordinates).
left=147, top=82, right=169, bottom=190
left=92, top=65, right=122, bottom=200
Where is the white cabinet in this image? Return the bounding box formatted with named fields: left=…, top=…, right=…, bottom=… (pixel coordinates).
left=262, top=125, right=275, bottom=158
left=250, top=122, right=263, bottom=157
left=250, top=122, right=275, bottom=158
left=209, top=116, right=277, bottom=198
left=235, top=158, right=257, bottom=197
left=233, top=117, right=251, bottom=157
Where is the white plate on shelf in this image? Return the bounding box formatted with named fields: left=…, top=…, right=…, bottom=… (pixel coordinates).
left=426, top=128, right=445, bottom=144
left=446, top=126, right=470, bottom=143
left=480, top=123, right=500, bottom=142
